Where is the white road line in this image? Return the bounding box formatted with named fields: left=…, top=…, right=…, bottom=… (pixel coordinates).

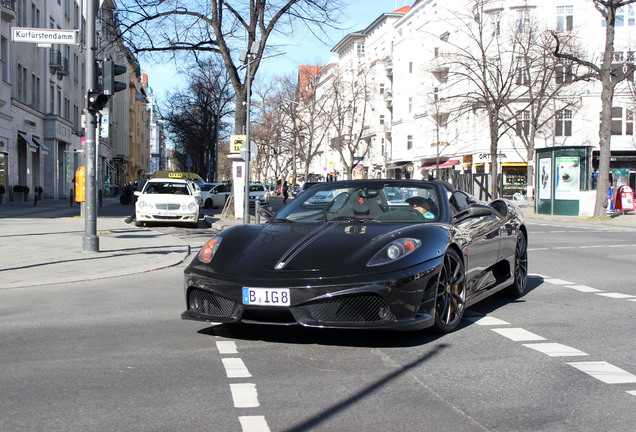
left=230, top=383, right=260, bottom=408
left=522, top=343, right=588, bottom=357
left=595, top=292, right=636, bottom=299
left=217, top=341, right=238, bottom=354
left=627, top=390, right=636, bottom=397
left=528, top=247, right=549, bottom=251
left=567, top=361, right=636, bottom=384
left=629, top=299, right=636, bottom=302
left=565, top=285, right=603, bottom=293
left=553, top=246, right=577, bottom=249
left=465, top=316, right=510, bottom=326
left=543, top=278, right=573, bottom=285
left=222, top=358, right=252, bottom=378
left=239, top=416, right=271, bottom=432
left=492, top=328, right=547, bottom=342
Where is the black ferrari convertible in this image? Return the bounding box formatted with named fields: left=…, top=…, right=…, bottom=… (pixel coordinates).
left=182, top=179, right=528, bottom=333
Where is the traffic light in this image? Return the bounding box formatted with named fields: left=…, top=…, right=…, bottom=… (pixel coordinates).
left=87, top=90, right=108, bottom=112
left=103, top=59, right=127, bottom=96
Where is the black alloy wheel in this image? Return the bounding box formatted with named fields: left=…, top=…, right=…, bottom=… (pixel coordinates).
left=205, top=198, right=213, bottom=209
left=433, top=248, right=466, bottom=333
left=507, top=234, right=528, bottom=298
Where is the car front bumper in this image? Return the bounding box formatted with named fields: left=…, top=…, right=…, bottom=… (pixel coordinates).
left=181, top=260, right=441, bottom=331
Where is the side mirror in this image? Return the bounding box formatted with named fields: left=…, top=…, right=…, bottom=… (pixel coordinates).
left=257, top=206, right=274, bottom=222
left=134, top=191, right=141, bottom=197
left=193, top=191, right=201, bottom=198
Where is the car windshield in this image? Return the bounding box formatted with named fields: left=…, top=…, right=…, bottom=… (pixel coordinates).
left=275, top=181, right=443, bottom=223
left=143, top=181, right=191, bottom=195
left=250, top=185, right=265, bottom=192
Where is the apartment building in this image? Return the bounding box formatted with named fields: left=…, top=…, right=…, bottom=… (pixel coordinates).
left=312, top=0, right=636, bottom=197
left=0, top=0, right=150, bottom=202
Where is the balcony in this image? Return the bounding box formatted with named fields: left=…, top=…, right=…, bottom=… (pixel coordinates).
left=49, top=50, right=62, bottom=71
left=384, top=90, right=393, bottom=109
left=57, top=57, right=69, bottom=76
left=1, top=0, right=16, bottom=21
left=384, top=59, right=393, bottom=77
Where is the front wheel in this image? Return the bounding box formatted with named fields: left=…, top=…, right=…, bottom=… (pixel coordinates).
left=507, top=234, right=528, bottom=298
left=433, top=248, right=466, bottom=333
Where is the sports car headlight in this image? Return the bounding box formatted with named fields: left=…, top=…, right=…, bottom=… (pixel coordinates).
left=198, top=237, right=222, bottom=263
left=367, top=238, right=422, bottom=267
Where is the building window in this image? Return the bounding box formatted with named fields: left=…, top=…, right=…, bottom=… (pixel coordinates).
left=357, top=42, right=365, bottom=57
left=64, top=98, right=70, bottom=120
left=555, top=61, right=573, bottom=84
left=609, top=107, right=634, bottom=135
left=516, top=110, right=530, bottom=136
left=57, top=88, right=61, bottom=115
left=556, top=109, right=572, bottom=136
left=409, top=62, right=413, bottom=73
left=379, top=83, right=384, bottom=95
left=488, top=11, right=501, bottom=36
left=516, top=9, right=530, bottom=33
left=407, top=135, right=413, bottom=150
left=380, top=115, right=385, bottom=125
left=49, top=84, right=54, bottom=114
left=516, top=58, right=529, bottom=85
left=434, top=87, right=439, bottom=102
left=556, top=6, right=573, bottom=32
left=16, top=64, right=27, bottom=102
left=408, top=97, right=413, bottom=113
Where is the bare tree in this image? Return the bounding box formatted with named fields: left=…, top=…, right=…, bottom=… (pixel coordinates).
left=164, top=59, right=234, bottom=176
left=324, top=64, right=372, bottom=180
left=552, top=0, right=636, bottom=218
left=502, top=21, right=583, bottom=199
left=439, top=1, right=527, bottom=198
left=116, top=0, right=344, bottom=133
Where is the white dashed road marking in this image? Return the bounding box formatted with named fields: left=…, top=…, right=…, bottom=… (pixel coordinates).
left=217, top=340, right=238, bottom=354
left=543, top=278, right=572, bottom=285
left=595, top=292, right=636, bottom=299
left=239, top=416, right=271, bottom=432
left=464, top=316, right=510, bottom=326
left=492, top=327, right=546, bottom=342
left=230, top=383, right=260, bottom=408
left=522, top=343, right=588, bottom=357
left=565, top=285, right=602, bottom=293
left=222, top=358, right=252, bottom=378
left=567, top=361, right=636, bottom=384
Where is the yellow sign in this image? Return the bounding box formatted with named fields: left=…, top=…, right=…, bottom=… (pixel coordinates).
left=230, top=135, right=247, bottom=153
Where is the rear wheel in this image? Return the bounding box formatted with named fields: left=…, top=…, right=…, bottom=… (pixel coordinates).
left=433, top=248, right=466, bottom=333
left=204, top=198, right=212, bottom=209
left=507, top=234, right=528, bottom=298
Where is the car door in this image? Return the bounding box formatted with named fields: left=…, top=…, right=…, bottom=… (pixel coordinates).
left=451, top=191, right=501, bottom=294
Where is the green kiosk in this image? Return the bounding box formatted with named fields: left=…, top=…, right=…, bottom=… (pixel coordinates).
left=535, top=146, right=591, bottom=216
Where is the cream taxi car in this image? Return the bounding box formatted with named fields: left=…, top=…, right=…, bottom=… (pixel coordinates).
left=134, top=178, right=201, bottom=227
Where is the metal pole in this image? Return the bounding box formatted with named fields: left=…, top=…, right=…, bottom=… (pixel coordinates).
left=243, top=58, right=251, bottom=224
left=83, top=0, right=99, bottom=252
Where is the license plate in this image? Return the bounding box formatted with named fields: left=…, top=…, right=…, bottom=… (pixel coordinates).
left=158, top=211, right=177, bottom=216
left=242, top=287, right=290, bottom=306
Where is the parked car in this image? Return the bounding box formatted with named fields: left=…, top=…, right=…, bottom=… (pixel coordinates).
left=248, top=184, right=269, bottom=205
left=134, top=178, right=201, bottom=228
left=200, top=183, right=232, bottom=209
left=182, top=179, right=528, bottom=333
left=302, top=181, right=320, bottom=190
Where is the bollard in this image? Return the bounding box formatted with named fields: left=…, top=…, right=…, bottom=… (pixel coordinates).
left=98, top=189, right=103, bottom=207
left=70, top=188, right=74, bottom=207
left=255, top=197, right=261, bottom=224
left=34, top=191, right=38, bottom=206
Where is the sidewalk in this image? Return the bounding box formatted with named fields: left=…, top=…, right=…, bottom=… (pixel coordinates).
left=2, top=196, right=635, bottom=290
left=0, top=197, right=195, bottom=289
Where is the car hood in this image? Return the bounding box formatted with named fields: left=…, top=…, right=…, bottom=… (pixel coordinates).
left=138, top=194, right=195, bottom=204
left=199, top=222, right=451, bottom=278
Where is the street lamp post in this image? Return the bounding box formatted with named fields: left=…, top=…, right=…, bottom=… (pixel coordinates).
left=239, top=46, right=285, bottom=224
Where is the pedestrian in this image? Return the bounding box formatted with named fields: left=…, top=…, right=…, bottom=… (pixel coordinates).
left=283, top=181, right=289, bottom=204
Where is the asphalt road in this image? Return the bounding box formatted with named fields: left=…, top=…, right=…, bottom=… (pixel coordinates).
left=2, top=215, right=636, bottom=431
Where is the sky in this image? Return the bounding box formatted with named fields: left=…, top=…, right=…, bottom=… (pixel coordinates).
left=142, top=1, right=412, bottom=103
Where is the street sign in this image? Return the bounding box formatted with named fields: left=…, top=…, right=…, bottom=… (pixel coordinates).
left=230, top=135, right=247, bottom=153
left=11, top=28, right=79, bottom=45
left=240, top=141, right=258, bottom=161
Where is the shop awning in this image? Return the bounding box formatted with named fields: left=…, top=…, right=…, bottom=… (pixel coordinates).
left=18, top=132, right=38, bottom=152
left=502, top=162, right=527, bottom=167
left=31, top=137, right=49, bottom=154
left=419, top=159, right=460, bottom=169
left=385, top=161, right=410, bottom=169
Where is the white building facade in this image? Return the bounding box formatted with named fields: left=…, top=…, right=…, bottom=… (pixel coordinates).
left=313, top=0, right=636, bottom=197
